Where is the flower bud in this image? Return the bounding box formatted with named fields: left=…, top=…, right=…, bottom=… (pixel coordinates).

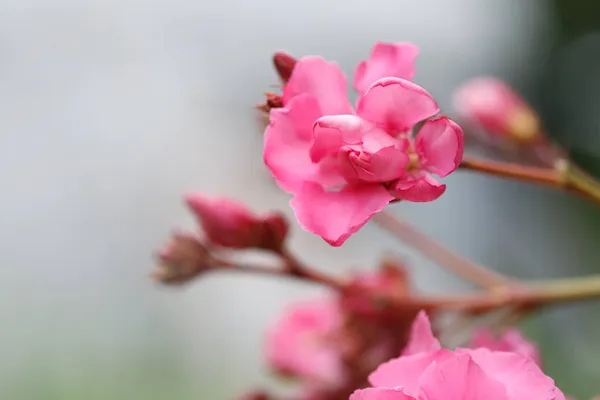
left=256, top=92, right=283, bottom=113
left=340, top=257, right=411, bottom=317
left=453, top=77, right=542, bottom=144
left=152, top=231, right=212, bottom=285
left=185, top=193, right=289, bottom=251
left=273, top=51, right=297, bottom=84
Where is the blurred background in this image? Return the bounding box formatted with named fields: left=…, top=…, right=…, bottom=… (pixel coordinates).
left=1, top=0, right=599, bottom=398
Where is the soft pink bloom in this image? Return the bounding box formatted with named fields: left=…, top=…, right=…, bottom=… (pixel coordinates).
left=350, top=311, right=566, bottom=400
left=185, top=193, right=288, bottom=250
left=265, top=298, right=347, bottom=389
left=453, top=77, right=541, bottom=144
left=264, top=42, right=464, bottom=246
left=469, top=327, right=542, bottom=366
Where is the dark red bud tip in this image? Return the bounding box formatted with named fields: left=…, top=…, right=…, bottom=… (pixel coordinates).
left=256, top=92, right=283, bottom=113
left=273, top=51, right=297, bottom=83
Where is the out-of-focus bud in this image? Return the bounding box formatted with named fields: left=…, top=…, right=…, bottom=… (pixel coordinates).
left=259, top=211, right=289, bottom=251
left=273, top=51, right=297, bottom=84
left=453, top=77, right=542, bottom=144
left=185, top=193, right=289, bottom=251
left=340, top=256, right=411, bottom=317
left=152, top=231, right=212, bottom=285
left=257, top=92, right=284, bottom=113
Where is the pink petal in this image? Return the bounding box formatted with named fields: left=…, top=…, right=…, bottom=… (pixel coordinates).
left=340, top=145, right=409, bottom=183
left=461, top=348, right=566, bottom=400
left=368, top=350, right=453, bottom=396
left=350, top=388, right=418, bottom=400
left=290, top=182, right=394, bottom=246
left=265, top=298, right=346, bottom=387
left=416, top=117, right=464, bottom=178
left=310, top=115, right=370, bottom=163
left=353, top=42, right=419, bottom=95
left=401, top=311, right=441, bottom=356
left=356, top=77, right=439, bottom=133
left=419, top=353, right=509, bottom=400
left=283, top=56, right=354, bottom=116
left=264, top=94, right=344, bottom=192
left=469, top=328, right=541, bottom=367
left=394, top=174, right=446, bottom=202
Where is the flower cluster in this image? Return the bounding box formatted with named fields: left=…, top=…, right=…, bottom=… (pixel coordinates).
left=263, top=43, right=464, bottom=246
left=152, top=38, right=600, bottom=400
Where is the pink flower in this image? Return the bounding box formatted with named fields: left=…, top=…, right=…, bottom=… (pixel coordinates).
left=453, top=77, right=541, bottom=144
left=265, top=298, right=347, bottom=389
left=185, top=193, right=288, bottom=250
left=469, top=327, right=542, bottom=367
left=264, top=42, right=464, bottom=246
left=350, top=311, right=566, bottom=400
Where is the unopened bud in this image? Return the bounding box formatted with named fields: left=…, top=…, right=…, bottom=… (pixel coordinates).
left=273, top=51, right=297, bottom=84
left=185, top=193, right=289, bottom=251
left=453, top=77, right=542, bottom=144
left=256, top=92, right=284, bottom=113
left=152, top=231, right=212, bottom=285
left=259, top=212, right=289, bottom=251
left=340, top=259, right=412, bottom=316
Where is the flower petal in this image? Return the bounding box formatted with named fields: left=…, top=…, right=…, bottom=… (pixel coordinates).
left=353, top=42, right=419, bottom=95
left=264, top=94, right=344, bottom=192
left=469, top=328, right=542, bottom=367
left=290, top=182, right=393, bottom=246
left=419, top=353, right=509, bottom=400
left=311, top=115, right=370, bottom=163
left=401, top=311, right=441, bottom=356
left=350, top=388, right=418, bottom=400
left=416, top=117, right=464, bottom=178
left=340, top=145, right=409, bottom=183
left=357, top=78, right=439, bottom=133
left=462, top=348, right=566, bottom=400
left=283, top=56, right=354, bottom=116
left=394, top=174, right=446, bottom=202
left=368, top=350, right=453, bottom=396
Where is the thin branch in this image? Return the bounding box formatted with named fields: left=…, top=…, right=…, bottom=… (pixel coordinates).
left=372, top=211, right=511, bottom=289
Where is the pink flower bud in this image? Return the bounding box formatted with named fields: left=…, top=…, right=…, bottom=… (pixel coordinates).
left=453, top=77, right=542, bottom=144
left=340, top=258, right=411, bottom=317
left=273, top=51, right=297, bottom=84
left=152, top=231, right=212, bottom=285
left=256, top=92, right=284, bottom=113
left=185, top=193, right=288, bottom=251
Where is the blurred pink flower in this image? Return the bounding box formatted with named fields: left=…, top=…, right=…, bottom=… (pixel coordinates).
left=265, top=298, right=347, bottom=389
left=185, top=193, right=288, bottom=250
left=469, top=327, right=542, bottom=367
left=350, top=311, right=565, bottom=400
left=453, top=77, right=541, bottom=144
left=264, top=42, right=463, bottom=246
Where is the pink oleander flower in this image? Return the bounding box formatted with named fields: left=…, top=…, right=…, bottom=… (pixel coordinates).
left=265, top=298, right=348, bottom=389
left=469, top=327, right=542, bottom=367
left=351, top=311, right=565, bottom=400
left=185, top=193, right=288, bottom=251
left=263, top=42, right=464, bottom=246
left=453, top=77, right=542, bottom=144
